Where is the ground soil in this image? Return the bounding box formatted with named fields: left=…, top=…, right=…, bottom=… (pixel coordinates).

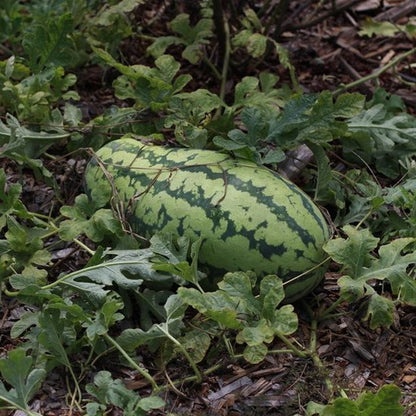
left=1, top=1, right=416, bottom=415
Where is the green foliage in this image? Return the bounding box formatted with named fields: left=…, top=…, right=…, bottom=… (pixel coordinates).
left=0, top=1, right=25, bottom=48
left=86, top=371, right=165, bottom=415
left=148, top=11, right=213, bottom=64
left=179, top=272, right=298, bottom=363
left=359, top=17, right=416, bottom=38
left=307, top=384, right=403, bottom=416
left=345, top=102, right=416, bottom=177
left=0, top=349, right=46, bottom=415
left=22, top=13, right=76, bottom=72
left=94, top=48, right=192, bottom=112
left=324, top=225, right=416, bottom=328
left=0, top=114, right=69, bottom=162
left=59, top=194, right=124, bottom=242
left=1, top=1, right=416, bottom=414
left=0, top=58, right=79, bottom=124
left=88, top=0, right=145, bottom=52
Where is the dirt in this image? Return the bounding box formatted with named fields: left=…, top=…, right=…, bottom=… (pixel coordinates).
left=1, top=1, right=416, bottom=415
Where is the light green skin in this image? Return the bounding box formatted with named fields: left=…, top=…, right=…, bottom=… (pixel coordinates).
left=85, top=138, right=330, bottom=301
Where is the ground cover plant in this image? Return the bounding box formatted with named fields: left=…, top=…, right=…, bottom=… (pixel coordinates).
left=1, top=0, right=416, bottom=415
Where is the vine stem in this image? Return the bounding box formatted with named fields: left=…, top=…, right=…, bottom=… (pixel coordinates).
left=317, top=296, right=347, bottom=321
left=155, top=324, right=202, bottom=383
left=103, top=333, right=160, bottom=391
left=334, top=47, right=416, bottom=95
left=164, top=363, right=222, bottom=389
left=275, top=333, right=309, bottom=359
left=212, top=0, right=230, bottom=116
left=233, top=348, right=294, bottom=359
left=218, top=10, right=230, bottom=104
left=309, top=318, right=334, bottom=396
left=73, top=238, right=95, bottom=256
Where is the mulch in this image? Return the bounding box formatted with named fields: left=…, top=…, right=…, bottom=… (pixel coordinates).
left=1, top=1, right=416, bottom=415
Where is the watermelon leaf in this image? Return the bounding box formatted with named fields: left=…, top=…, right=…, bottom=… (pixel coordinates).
left=0, top=349, right=46, bottom=415
left=91, top=0, right=145, bottom=26
left=364, top=294, right=395, bottom=329
left=147, top=12, right=213, bottom=64
left=179, top=271, right=298, bottom=363
left=86, top=370, right=164, bottom=415
left=345, top=103, right=416, bottom=177
left=323, top=225, right=379, bottom=278
left=268, top=91, right=364, bottom=147
left=116, top=294, right=186, bottom=355
left=324, top=226, right=416, bottom=327
left=0, top=168, right=27, bottom=231
left=318, top=385, right=403, bottom=416
left=59, top=194, right=124, bottom=242
left=22, top=13, right=75, bottom=72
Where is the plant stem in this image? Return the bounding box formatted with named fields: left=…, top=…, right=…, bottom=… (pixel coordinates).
left=233, top=348, right=294, bottom=359
left=335, top=47, right=416, bottom=95
left=202, top=56, right=222, bottom=80
left=212, top=0, right=231, bottom=108
left=218, top=19, right=230, bottom=104
left=166, top=362, right=222, bottom=389
left=317, top=296, right=347, bottom=321
left=103, top=333, right=159, bottom=391
left=155, top=324, right=202, bottom=383
left=73, top=238, right=95, bottom=256
left=276, top=333, right=309, bottom=358
left=309, top=318, right=334, bottom=396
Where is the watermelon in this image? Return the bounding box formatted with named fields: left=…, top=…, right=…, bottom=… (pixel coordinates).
left=84, top=138, right=330, bottom=301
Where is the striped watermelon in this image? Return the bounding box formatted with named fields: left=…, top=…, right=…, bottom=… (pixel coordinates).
left=84, top=138, right=330, bottom=301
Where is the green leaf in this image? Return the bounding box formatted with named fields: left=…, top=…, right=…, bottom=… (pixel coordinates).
left=92, top=0, right=144, bottom=26
left=322, top=385, right=403, bottom=416
left=64, top=249, right=173, bottom=295
left=243, top=343, right=268, bottom=364
left=356, top=384, right=403, bottom=415
left=85, top=295, right=124, bottom=340
left=11, top=310, right=40, bottom=338
left=0, top=168, right=27, bottom=231
left=246, top=33, right=268, bottom=58
left=325, top=227, right=416, bottom=325
left=178, top=287, right=243, bottom=329
left=240, top=319, right=274, bottom=346
left=147, top=13, right=213, bottom=64
left=261, top=148, right=286, bottom=164
left=180, top=271, right=297, bottom=363
left=117, top=294, right=185, bottom=351
left=359, top=18, right=400, bottom=37
left=365, top=238, right=416, bottom=305
left=364, top=294, right=395, bottom=329
left=259, top=274, right=285, bottom=320
left=334, top=93, right=366, bottom=118
left=59, top=194, right=123, bottom=242
left=269, top=91, right=364, bottom=148
left=0, top=349, right=46, bottom=413
left=217, top=271, right=259, bottom=315
left=346, top=103, right=416, bottom=177
left=178, top=328, right=211, bottom=363
left=22, top=13, right=75, bottom=72
left=86, top=370, right=164, bottom=415
left=38, top=309, right=78, bottom=368
left=271, top=304, right=298, bottom=335
left=63, top=103, right=82, bottom=127
left=324, top=226, right=379, bottom=277
left=0, top=113, right=69, bottom=159
left=307, top=142, right=333, bottom=201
